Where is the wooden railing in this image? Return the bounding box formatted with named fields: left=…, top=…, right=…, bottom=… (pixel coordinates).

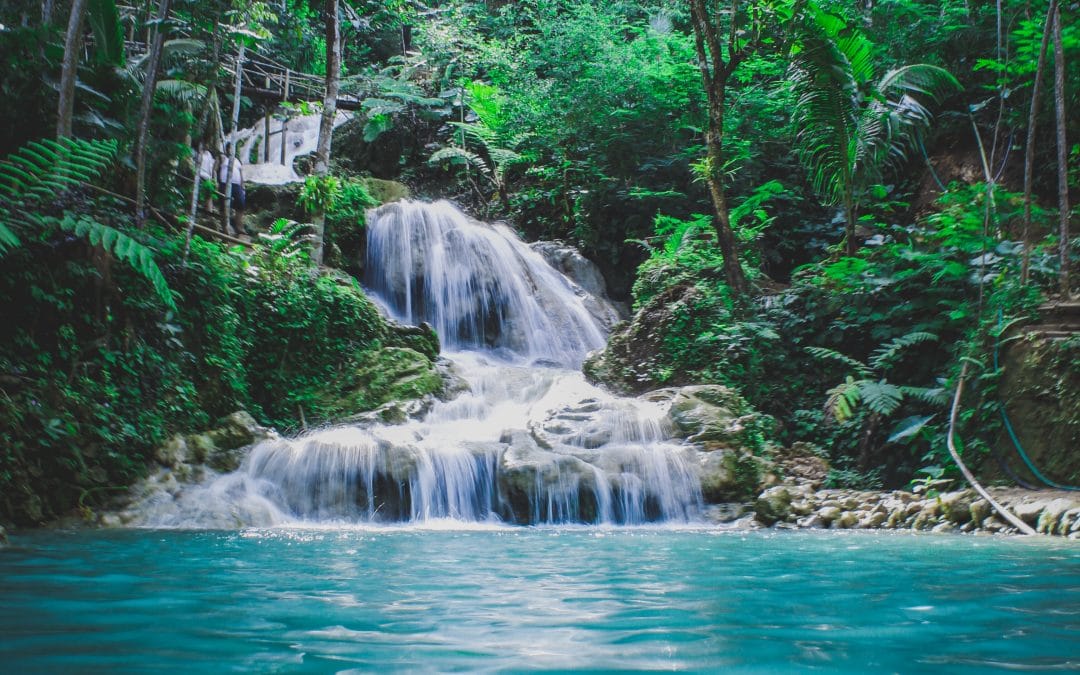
left=125, top=40, right=364, bottom=110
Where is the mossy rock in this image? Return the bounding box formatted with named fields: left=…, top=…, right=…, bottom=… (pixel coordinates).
left=385, top=322, right=440, bottom=362
left=331, top=347, right=442, bottom=413
left=699, top=448, right=771, bottom=503
left=362, top=178, right=410, bottom=204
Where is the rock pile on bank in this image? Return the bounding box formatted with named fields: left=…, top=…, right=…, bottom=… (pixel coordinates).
left=747, top=484, right=1080, bottom=538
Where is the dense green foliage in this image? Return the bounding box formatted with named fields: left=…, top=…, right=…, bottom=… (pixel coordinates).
left=0, top=0, right=1076, bottom=524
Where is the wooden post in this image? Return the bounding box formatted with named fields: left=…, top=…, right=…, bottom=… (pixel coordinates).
left=263, top=109, right=270, bottom=162
left=280, top=116, right=288, bottom=165
left=281, top=69, right=290, bottom=166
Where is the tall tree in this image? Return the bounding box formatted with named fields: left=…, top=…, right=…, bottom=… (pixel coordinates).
left=1052, top=1, right=1070, bottom=297
left=134, top=0, right=173, bottom=228
left=312, top=0, right=341, bottom=266
left=686, top=0, right=767, bottom=297
left=789, top=7, right=958, bottom=256
left=56, top=0, right=89, bottom=137
left=1020, top=0, right=1056, bottom=285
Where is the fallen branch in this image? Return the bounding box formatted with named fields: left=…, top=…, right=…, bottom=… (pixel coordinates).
left=947, top=363, right=1037, bottom=535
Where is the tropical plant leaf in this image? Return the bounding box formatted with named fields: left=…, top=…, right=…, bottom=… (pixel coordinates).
left=868, top=331, right=937, bottom=370
left=887, top=414, right=935, bottom=442
left=806, top=346, right=872, bottom=377
left=56, top=214, right=176, bottom=311
left=825, top=376, right=862, bottom=422
left=857, top=380, right=903, bottom=416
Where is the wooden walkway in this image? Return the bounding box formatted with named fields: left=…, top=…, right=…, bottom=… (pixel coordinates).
left=127, top=40, right=364, bottom=110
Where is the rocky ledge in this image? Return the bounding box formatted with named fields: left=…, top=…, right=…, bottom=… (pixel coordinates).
left=743, top=484, right=1080, bottom=538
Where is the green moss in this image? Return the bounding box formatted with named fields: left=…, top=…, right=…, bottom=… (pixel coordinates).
left=326, top=347, right=443, bottom=414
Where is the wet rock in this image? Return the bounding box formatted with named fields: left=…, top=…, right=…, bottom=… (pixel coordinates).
left=583, top=283, right=696, bottom=395
left=0, top=525, right=7, bottom=547
left=530, top=241, right=610, bottom=300
left=1011, top=500, right=1046, bottom=526
left=665, top=385, right=752, bottom=445
left=969, top=499, right=991, bottom=526
left=386, top=321, right=441, bottom=362
left=817, top=506, right=842, bottom=525
left=703, top=503, right=750, bottom=523
left=860, top=511, right=888, bottom=529
left=834, top=511, right=859, bottom=529
left=155, top=435, right=190, bottom=469
left=699, top=449, right=768, bottom=502
left=754, top=486, right=795, bottom=526
left=939, top=490, right=974, bottom=524
left=207, top=411, right=270, bottom=451
left=1037, top=498, right=1077, bottom=535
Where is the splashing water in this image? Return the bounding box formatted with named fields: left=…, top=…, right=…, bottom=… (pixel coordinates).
left=128, top=202, right=704, bottom=528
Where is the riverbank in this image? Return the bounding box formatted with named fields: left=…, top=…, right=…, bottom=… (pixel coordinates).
left=735, top=484, right=1080, bottom=538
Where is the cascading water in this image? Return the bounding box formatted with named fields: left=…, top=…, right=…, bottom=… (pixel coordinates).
left=364, top=200, right=607, bottom=366
left=129, top=201, right=705, bottom=528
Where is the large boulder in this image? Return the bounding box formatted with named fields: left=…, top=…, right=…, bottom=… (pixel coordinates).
left=153, top=411, right=274, bottom=475
left=530, top=241, right=627, bottom=329
left=497, top=430, right=601, bottom=523
left=661, top=385, right=766, bottom=449
left=583, top=282, right=700, bottom=395
left=698, top=448, right=771, bottom=502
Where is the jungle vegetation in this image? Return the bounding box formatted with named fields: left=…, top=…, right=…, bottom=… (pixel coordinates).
left=0, top=0, right=1076, bottom=524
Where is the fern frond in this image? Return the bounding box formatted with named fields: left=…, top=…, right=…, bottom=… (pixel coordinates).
left=899, top=385, right=949, bottom=406
left=0, top=220, right=19, bottom=253
left=0, top=137, right=118, bottom=209
left=857, top=380, right=903, bottom=416
left=868, top=331, right=937, bottom=370
left=429, top=146, right=485, bottom=169
left=825, top=376, right=862, bottom=422
left=806, top=346, right=872, bottom=377
left=58, top=214, right=176, bottom=311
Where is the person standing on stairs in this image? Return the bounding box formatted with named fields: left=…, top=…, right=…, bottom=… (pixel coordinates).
left=198, top=148, right=218, bottom=215
left=219, top=146, right=246, bottom=236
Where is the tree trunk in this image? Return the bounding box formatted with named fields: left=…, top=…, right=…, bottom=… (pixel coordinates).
left=844, top=195, right=858, bottom=257
left=133, top=0, right=173, bottom=228
left=222, top=43, right=246, bottom=234
left=1052, top=3, right=1070, bottom=298
left=56, top=0, right=89, bottom=138
left=1020, top=0, right=1055, bottom=285
left=312, top=0, right=341, bottom=266
left=703, top=92, right=748, bottom=296
left=688, top=0, right=748, bottom=297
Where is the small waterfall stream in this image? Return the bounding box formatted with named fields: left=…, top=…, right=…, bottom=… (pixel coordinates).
left=133, top=201, right=704, bottom=527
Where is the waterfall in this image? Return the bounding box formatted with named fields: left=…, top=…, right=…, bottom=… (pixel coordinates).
left=130, top=201, right=705, bottom=528
left=229, top=111, right=351, bottom=185
left=364, top=200, right=607, bottom=367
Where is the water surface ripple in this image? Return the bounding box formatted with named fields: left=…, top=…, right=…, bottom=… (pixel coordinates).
left=1, top=528, right=1078, bottom=672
